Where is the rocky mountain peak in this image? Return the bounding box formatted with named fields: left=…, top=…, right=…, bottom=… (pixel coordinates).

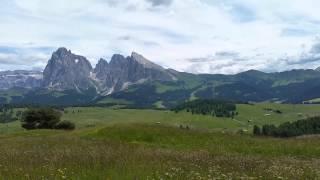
left=97, top=58, right=108, bottom=64
left=96, top=58, right=108, bottom=69
left=94, top=58, right=109, bottom=81
left=130, top=52, right=164, bottom=70
left=55, top=47, right=70, bottom=56
left=109, top=54, right=128, bottom=66
left=43, top=47, right=94, bottom=91
left=93, top=51, right=176, bottom=93
left=5, top=47, right=177, bottom=94
left=50, top=48, right=92, bottom=68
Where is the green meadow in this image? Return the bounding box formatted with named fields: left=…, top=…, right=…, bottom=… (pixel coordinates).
left=0, top=103, right=320, bottom=179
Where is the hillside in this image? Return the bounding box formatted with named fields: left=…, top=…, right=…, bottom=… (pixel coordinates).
left=99, top=69, right=320, bottom=108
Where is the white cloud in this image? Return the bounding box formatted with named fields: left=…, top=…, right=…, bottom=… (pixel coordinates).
left=0, top=0, right=320, bottom=73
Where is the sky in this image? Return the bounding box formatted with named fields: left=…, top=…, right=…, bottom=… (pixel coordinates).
left=1, top=0, right=320, bottom=74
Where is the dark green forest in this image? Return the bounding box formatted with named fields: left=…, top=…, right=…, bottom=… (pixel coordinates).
left=0, top=105, right=21, bottom=123
left=172, top=99, right=237, bottom=118
left=254, top=116, right=320, bottom=137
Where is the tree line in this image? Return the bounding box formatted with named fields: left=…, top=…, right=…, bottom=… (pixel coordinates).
left=0, top=105, right=22, bottom=123
left=253, top=116, right=320, bottom=137
left=172, top=99, right=237, bottom=118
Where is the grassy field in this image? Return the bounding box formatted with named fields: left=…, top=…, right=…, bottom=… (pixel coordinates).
left=60, top=103, right=320, bottom=132
left=0, top=103, right=320, bottom=179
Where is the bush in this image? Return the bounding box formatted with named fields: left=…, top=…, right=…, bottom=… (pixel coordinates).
left=21, top=108, right=61, bottom=129
left=262, top=124, right=277, bottom=136
left=21, top=108, right=75, bottom=130
left=253, top=125, right=261, bottom=135
left=55, top=120, right=75, bottom=130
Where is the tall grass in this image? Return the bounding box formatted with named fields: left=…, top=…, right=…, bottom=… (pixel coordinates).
left=0, top=124, right=319, bottom=179
left=0, top=105, right=320, bottom=179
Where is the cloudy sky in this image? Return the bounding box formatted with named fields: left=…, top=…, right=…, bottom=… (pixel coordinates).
left=1, top=0, right=320, bottom=74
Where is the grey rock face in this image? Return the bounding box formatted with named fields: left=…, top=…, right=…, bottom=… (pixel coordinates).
left=94, top=52, right=176, bottom=94
left=0, top=70, right=43, bottom=90
left=1, top=48, right=176, bottom=94
left=43, top=47, right=94, bottom=91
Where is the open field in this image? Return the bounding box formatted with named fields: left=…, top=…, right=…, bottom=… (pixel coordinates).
left=0, top=103, right=320, bottom=179
left=64, top=103, right=320, bottom=132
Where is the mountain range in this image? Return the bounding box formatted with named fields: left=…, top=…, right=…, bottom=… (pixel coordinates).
left=1, top=47, right=320, bottom=108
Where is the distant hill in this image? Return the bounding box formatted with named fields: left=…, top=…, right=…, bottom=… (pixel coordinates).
left=2, top=47, right=320, bottom=107
left=100, top=69, right=320, bottom=108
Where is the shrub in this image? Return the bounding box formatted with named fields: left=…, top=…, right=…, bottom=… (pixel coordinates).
left=21, top=108, right=75, bottom=130
left=21, top=108, right=61, bottom=129
left=253, top=125, right=261, bottom=135
left=55, top=120, right=75, bottom=130
left=262, top=124, right=277, bottom=136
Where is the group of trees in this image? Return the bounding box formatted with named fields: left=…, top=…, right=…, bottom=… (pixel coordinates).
left=0, top=104, right=76, bottom=130
left=172, top=99, right=237, bottom=118
left=21, top=108, right=75, bottom=130
left=253, top=116, right=320, bottom=137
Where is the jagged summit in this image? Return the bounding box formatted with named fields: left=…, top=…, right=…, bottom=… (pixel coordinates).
left=97, top=58, right=108, bottom=64
left=109, top=54, right=128, bottom=66
left=130, top=52, right=164, bottom=70
left=41, top=48, right=176, bottom=93
left=55, top=47, right=70, bottom=54
left=107, top=52, right=164, bottom=70
left=0, top=47, right=177, bottom=94
left=93, top=51, right=176, bottom=94
left=43, top=47, right=93, bottom=91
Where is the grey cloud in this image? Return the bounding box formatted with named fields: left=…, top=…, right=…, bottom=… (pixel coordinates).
left=0, top=46, right=53, bottom=70
left=310, top=42, right=320, bottom=54
left=95, top=0, right=120, bottom=7
left=259, top=42, right=319, bottom=72
left=0, top=54, right=47, bottom=66
left=186, top=51, right=242, bottom=63
left=281, top=28, right=314, bottom=37
left=117, top=35, right=132, bottom=41
left=0, top=45, right=55, bottom=55
left=146, top=0, right=173, bottom=7
left=125, top=24, right=192, bottom=44
left=186, top=57, right=213, bottom=63
left=185, top=59, right=259, bottom=75
left=117, top=35, right=160, bottom=47
left=184, top=50, right=278, bottom=74
left=283, top=42, right=320, bottom=66
left=100, top=0, right=173, bottom=10
left=215, top=51, right=239, bottom=58
left=284, top=55, right=320, bottom=66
